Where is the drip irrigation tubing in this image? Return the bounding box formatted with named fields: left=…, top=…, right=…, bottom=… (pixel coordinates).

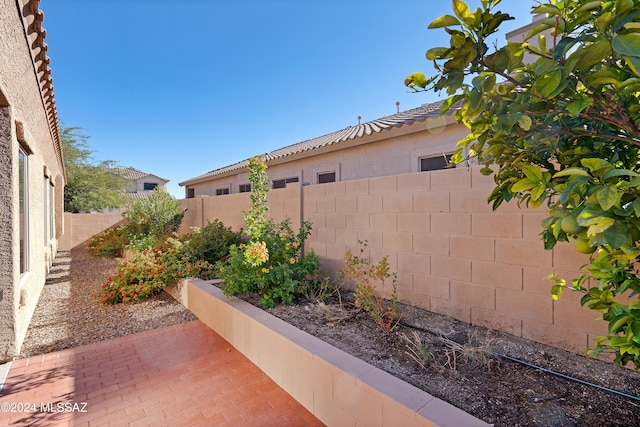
left=398, top=320, right=640, bottom=402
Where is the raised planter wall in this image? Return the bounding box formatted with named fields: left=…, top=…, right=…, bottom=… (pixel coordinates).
left=167, top=279, right=489, bottom=427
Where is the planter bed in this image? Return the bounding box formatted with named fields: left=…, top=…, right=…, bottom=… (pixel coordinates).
left=165, top=278, right=488, bottom=427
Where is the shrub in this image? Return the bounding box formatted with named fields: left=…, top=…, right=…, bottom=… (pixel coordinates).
left=340, top=240, right=400, bottom=331
left=97, top=237, right=216, bottom=304
left=217, top=219, right=320, bottom=308
left=88, top=225, right=131, bottom=258
left=182, top=220, right=246, bottom=265
left=126, top=187, right=185, bottom=238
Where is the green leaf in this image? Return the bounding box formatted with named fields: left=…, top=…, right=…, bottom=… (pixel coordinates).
left=553, top=167, right=591, bottom=178
left=566, top=95, right=593, bottom=114
left=601, top=168, right=640, bottom=181
left=576, top=1, right=604, bottom=14
left=604, top=221, right=628, bottom=249
left=609, top=314, right=633, bottom=333
left=536, top=69, right=563, bottom=98
left=522, top=164, right=544, bottom=181
left=596, top=185, right=620, bottom=210
left=586, top=217, right=616, bottom=235
left=428, top=14, right=462, bottom=29
left=631, top=321, right=640, bottom=339
left=517, top=115, right=532, bottom=131
left=612, top=34, right=640, bottom=57
left=452, top=0, right=470, bottom=21
left=511, top=177, right=536, bottom=192
left=624, top=56, right=640, bottom=76
left=551, top=284, right=563, bottom=300
left=581, top=158, right=613, bottom=173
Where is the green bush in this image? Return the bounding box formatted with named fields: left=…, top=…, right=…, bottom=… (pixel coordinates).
left=126, top=188, right=185, bottom=238
left=217, top=219, right=319, bottom=308
left=182, top=220, right=246, bottom=265
left=97, top=236, right=216, bottom=304
left=88, top=225, right=131, bottom=258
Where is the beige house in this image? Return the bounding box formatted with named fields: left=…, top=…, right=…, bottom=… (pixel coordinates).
left=0, top=0, right=65, bottom=361
left=109, top=166, right=169, bottom=200
left=179, top=102, right=468, bottom=197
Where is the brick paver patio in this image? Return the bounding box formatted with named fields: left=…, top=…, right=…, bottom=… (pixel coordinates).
left=0, top=320, right=324, bottom=426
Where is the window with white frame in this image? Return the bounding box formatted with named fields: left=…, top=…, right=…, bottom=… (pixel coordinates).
left=19, top=147, right=29, bottom=273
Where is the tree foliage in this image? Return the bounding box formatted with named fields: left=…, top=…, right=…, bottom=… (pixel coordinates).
left=406, top=0, right=640, bottom=367
left=62, top=126, right=127, bottom=212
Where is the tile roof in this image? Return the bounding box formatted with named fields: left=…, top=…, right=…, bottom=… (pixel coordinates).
left=109, top=167, right=149, bottom=181
left=180, top=100, right=453, bottom=185
left=21, top=1, right=62, bottom=176
left=108, top=167, right=167, bottom=182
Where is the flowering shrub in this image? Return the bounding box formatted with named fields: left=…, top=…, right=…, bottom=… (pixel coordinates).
left=97, top=236, right=216, bottom=304
left=88, top=225, right=131, bottom=258
left=217, top=219, right=319, bottom=307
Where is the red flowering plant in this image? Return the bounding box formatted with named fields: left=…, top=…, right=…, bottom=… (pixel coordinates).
left=97, top=235, right=216, bottom=304
left=88, top=225, right=131, bottom=258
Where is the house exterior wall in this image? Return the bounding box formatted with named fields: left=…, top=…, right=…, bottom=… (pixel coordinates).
left=134, top=175, right=167, bottom=193
left=0, top=0, right=65, bottom=361
left=184, top=116, right=468, bottom=198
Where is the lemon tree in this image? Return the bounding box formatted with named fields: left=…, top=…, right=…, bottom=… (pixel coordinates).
left=406, top=0, right=640, bottom=367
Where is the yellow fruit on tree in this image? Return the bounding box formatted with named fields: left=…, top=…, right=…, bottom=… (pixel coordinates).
left=575, top=238, right=596, bottom=254
left=560, top=216, right=584, bottom=234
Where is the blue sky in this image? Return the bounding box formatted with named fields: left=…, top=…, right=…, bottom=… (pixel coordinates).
left=42, top=0, right=535, bottom=198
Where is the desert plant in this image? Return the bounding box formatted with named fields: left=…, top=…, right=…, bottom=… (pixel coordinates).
left=88, top=225, right=131, bottom=258
left=402, top=330, right=434, bottom=369
left=340, top=240, right=400, bottom=332
left=126, top=187, right=185, bottom=239
left=182, top=220, right=246, bottom=265
left=97, top=234, right=216, bottom=304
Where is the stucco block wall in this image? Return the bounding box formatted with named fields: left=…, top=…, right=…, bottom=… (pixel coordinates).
left=179, top=185, right=301, bottom=234
left=58, top=211, right=125, bottom=250
left=303, top=167, right=598, bottom=354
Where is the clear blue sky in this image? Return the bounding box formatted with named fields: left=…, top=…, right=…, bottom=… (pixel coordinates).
left=42, top=0, right=535, bottom=198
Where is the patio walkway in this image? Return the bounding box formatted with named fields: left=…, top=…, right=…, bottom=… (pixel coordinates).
left=0, top=320, right=324, bottom=426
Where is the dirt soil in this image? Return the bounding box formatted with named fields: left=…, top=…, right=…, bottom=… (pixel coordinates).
left=241, top=291, right=640, bottom=427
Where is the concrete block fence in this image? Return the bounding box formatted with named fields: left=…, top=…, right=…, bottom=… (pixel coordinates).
left=179, top=167, right=607, bottom=356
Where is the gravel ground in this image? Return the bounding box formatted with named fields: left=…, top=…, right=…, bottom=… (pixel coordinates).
left=18, top=243, right=196, bottom=358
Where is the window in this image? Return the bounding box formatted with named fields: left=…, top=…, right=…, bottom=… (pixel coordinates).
left=43, top=177, right=49, bottom=243
left=216, top=188, right=230, bottom=196
left=187, top=188, right=195, bottom=199
left=19, top=148, right=28, bottom=273
left=239, top=184, right=252, bottom=193
left=143, top=182, right=158, bottom=191
left=420, top=154, right=452, bottom=172
left=49, top=182, right=54, bottom=240
left=272, top=177, right=299, bottom=189
left=317, top=172, right=336, bottom=184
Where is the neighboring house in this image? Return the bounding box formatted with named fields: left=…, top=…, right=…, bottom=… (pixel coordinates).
left=179, top=102, right=468, bottom=197
left=0, top=0, right=65, bottom=361
left=109, top=167, right=169, bottom=200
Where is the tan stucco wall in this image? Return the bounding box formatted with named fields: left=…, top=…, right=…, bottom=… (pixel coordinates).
left=58, top=211, right=126, bottom=250
left=179, top=167, right=607, bottom=356
left=0, top=0, right=65, bottom=361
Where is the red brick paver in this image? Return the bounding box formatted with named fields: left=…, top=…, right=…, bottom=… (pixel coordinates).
left=0, top=320, right=324, bottom=426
